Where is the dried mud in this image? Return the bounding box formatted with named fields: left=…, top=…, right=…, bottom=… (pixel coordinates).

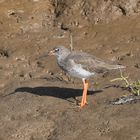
left=0, top=0, right=140, bottom=140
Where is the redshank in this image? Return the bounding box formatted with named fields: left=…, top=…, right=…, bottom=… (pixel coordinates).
left=48, top=46, right=125, bottom=107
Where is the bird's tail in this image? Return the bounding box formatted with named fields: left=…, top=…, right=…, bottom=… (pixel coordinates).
left=110, top=64, right=126, bottom=70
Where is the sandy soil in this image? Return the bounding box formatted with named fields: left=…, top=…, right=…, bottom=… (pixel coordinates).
left=0, top=0, right=140, bottom=140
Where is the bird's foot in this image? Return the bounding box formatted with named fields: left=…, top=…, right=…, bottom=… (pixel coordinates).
left=78, top=101, right=88, bottom=108
left=74, top=97, right=88, bottom=106
left=69, top=97, right=88, bottom=108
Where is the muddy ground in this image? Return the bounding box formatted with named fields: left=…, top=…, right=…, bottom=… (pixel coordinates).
left=0, top=0, right=140, bottom=140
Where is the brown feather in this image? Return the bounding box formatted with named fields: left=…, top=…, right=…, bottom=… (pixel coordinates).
left=65, top=51, right=124, bottom=74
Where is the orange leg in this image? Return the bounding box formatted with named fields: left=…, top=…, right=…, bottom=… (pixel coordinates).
left=80, top=79, right=88, bottom=108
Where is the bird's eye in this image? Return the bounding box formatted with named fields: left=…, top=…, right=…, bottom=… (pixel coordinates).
left=55, top=48, right=59, bottom=52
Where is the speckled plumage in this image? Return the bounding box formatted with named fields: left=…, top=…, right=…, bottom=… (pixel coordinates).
left=50, top=46, right=125, bottom=79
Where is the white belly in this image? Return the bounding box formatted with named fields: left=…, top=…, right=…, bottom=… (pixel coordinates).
left=68, top=66, right=95, bottom=79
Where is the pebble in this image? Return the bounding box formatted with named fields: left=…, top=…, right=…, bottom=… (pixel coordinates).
left=134, top=63, right=140, bottom=69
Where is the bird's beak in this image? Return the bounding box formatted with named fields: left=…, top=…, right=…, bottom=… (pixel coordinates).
left=37, top=50, right=55, bottom=60
left=48, top=50, right=55, bottom=56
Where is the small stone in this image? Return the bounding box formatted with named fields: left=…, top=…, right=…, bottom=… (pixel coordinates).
left=126, top=52, right=133, bottom=57
left=49, top=71, right=54, bottom=75
left=117, top=55, right=125, bottom=61
left=134, top=63, right=140, bottom=69
left=112, top=47, right=119, bottom=53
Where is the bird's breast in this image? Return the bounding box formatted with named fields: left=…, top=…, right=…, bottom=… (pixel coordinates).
left=68, top=65, right=95, bottom=79
left=57, top=60, right=68, bottom=72
left=57, top=58, right=95, bottom=79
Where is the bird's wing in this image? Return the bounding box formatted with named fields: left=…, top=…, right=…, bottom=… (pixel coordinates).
left=66, top=51, right=122, bottom=74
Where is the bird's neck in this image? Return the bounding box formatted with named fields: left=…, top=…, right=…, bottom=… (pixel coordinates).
left=57, top=52, right=70, bottom=61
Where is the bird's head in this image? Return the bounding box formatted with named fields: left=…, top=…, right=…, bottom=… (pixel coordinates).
left=48, top=46, right=70, bottom=60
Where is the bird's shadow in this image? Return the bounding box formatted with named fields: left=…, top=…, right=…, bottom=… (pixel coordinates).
left=6, top=86, right=103, bottom=101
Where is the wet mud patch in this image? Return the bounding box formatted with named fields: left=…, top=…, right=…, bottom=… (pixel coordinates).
left=0, top=0, right=140, bottom=140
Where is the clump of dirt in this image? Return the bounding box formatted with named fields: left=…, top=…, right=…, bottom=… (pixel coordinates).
left=0, top=0, right=140, bottom=140
left=0, top=48, right=9, bottom=58
left=51, top=0, right=140, bottom=29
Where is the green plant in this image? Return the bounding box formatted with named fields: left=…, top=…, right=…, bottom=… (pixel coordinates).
left=110, top=69, right=140, bottom=96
